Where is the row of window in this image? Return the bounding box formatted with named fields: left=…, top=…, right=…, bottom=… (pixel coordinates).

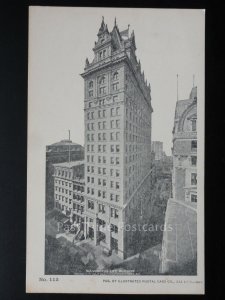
left=87, top=200, right=119, bottom=219
left=73, top=195, right=84, bottom=202
left=87, top=144, right=121, bottom=153
left=87, top=145, right=120, bottom=164
left=87, top=170, right=120, bottom=184
left=55, top=194, right=72, bottom=203
left=55, top=187, right=72, bottom=195
left=55, top=202, right=71, bottom=212
left=87, top=96, right=119, bottom=110
left=88, top=73, right=118, bottom=89
left=88, top=83, right=119, bottom=97
left=86, top=103, right=121, bottom=115
left=55, top=180, right=72, bottom=188
left=73, top=203, right=84, bottom=214
left=87, top=120, right=121, bottom=131
left=55, top=169, right=72, bottom=178
left=73, top=185, right=84, bottom=192
left=87, top=132, right=120, bottom=142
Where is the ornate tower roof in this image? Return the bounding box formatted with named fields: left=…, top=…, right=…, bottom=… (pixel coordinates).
left=97, top=16, right=109, bottom=36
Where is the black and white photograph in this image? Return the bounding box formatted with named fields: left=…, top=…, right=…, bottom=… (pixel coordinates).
left=26, top=6, right=204, bottom=294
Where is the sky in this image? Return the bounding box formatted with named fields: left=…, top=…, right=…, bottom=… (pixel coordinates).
left=29, top=7, right=204, bottom=155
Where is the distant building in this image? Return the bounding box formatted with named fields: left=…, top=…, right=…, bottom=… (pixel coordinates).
left=46, top=140, right=84, bottom=211
left=81, top=18, right=153, bottom=259
left=152, top=141, right=163, bottom=160
left=160, top=86, right=197, bottom=274
left=53, top=161, right=85, bottom=228
left=172, top=86, right=197, bottom=203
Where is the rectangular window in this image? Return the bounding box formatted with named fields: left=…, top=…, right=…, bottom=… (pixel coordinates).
left=191, top=140, right=197, bottom=151
left=191, top=173, right=197, bottom=185
left=100, top=87, right=106, bottom=94
left=113, top=82, right=119, bottom=90
left=113, top=95, right=118, bottom=102
left=88, top=200, right=94, bottom=209
left=191, top=156, right=197, bottom=166
left=192, top=119, right=197, bottom=131
left=110, top=133, right=114, bottom=141
left=191, top=194, right=197, bottom=203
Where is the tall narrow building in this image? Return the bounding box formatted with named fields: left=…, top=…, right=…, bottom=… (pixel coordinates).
left=81, top=18, right=153, bottom=259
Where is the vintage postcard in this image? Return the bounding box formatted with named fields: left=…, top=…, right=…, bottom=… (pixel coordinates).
left=26, top=6, right=205, bottom=294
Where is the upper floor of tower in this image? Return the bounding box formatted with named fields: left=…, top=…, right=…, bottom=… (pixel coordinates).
left=81, top=17, right=151, bottom=104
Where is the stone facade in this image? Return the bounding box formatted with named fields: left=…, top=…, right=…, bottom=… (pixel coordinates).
left=81, top=18, right=153, bottom=259
left=172, top=86, right=197, bottom=203
left=53, top=161, right=85, bottom=230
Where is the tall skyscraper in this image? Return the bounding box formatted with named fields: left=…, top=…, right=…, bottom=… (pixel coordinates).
left=81, top=18, right=153, bottom=259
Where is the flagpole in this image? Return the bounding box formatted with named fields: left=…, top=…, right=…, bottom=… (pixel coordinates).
left=68, top=130, right=71, bottom=163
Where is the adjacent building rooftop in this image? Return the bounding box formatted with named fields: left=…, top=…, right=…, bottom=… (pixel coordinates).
left=53, top=160, right=85, bottom=168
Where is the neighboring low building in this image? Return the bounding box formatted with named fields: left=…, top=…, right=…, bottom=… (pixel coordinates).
left=53, top=161, right=85, bottom=229
left=172, top=86, right=197, bottom=202
left=160, top=86, right=198, bottom=274
left=46, top=140, right=84, bottom=211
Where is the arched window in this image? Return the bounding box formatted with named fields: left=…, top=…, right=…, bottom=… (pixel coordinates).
left=113, top=71, right=118, bottom=80
left=89, top=81, right=93, bottom=89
